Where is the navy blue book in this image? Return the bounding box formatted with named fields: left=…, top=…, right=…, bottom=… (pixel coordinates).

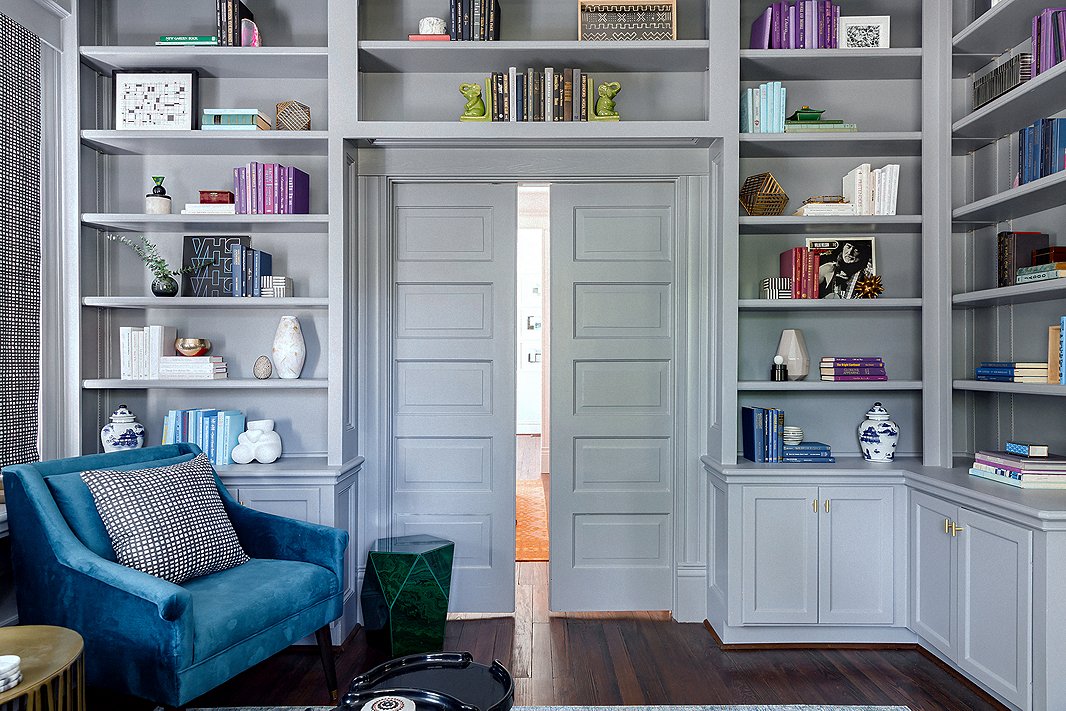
left=783, top=456, right=837, bottom=463
left=252, top=249, right=273, bottom=297
left=741, top=406, right=766, bottom=463
left=783, top=442, right=832, bottom=453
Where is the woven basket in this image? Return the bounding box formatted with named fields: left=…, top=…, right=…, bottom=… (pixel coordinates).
left=276, top=100, right=312, bottom=131
left=739, top=172, right=789, bottom=216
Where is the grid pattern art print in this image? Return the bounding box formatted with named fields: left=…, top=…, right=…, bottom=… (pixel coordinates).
left=0, top=14, right=41, bottom=469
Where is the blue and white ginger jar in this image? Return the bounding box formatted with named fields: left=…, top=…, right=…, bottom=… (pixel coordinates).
left=101, top=404, right=145, bottom=453
left=858, top=401, right=899, bottom=462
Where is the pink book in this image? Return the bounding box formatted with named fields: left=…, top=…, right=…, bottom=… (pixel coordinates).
left=779, top=247, right=802, bottom=299
left=248, top=162, right=258, bottom=214
left=256, top=162, right=265, bottom=214
left=263, top=163, right=275, bottom=214
left=277, top=165, right=287, bottom=214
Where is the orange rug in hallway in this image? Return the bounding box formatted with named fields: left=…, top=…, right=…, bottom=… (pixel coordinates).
left=516, top=478, right=549, bottom=561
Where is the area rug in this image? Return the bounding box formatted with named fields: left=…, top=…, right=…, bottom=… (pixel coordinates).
left=191, top=705, right=910, bottom=710
left=516, top=477, right=549, bottom=561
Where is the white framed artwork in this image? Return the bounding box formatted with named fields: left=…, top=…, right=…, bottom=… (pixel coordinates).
left=113, top=70, right=199, bottom=130
left=838, top=16, right=891, bottom=49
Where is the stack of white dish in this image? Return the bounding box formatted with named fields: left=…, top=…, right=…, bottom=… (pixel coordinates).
left=0, top=655, right=21, bottom=691
left=782, top=426, right=804, bottom=445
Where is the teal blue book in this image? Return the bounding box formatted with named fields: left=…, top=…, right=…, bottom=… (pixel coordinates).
left=220, top=411, right=245, bottom=466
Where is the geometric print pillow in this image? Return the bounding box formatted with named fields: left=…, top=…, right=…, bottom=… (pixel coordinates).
left=80, top=453, right=249, bottom=584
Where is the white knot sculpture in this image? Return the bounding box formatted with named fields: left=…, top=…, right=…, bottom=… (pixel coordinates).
left=230, top=419, right=283, bottom=465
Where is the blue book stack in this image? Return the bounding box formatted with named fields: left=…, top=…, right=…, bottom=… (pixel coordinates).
left=782, top=441, right=835, bottom=463
left=161, top=408, right=246, bottom=466
left=742, top=407, right=824, bottom=463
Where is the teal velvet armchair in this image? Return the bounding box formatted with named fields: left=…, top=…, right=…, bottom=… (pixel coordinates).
left=1, top=444, right=348, bottom=707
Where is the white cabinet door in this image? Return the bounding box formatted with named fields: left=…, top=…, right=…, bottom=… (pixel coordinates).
left=818, top=486, right=895, bottom=625
left=741, top=486, right=819, bottom=624
left=957, top=508, right=1032, bottom=710
left=236, top=486, right=322, bottom=524
left=911, top=490, right=957, bottom=658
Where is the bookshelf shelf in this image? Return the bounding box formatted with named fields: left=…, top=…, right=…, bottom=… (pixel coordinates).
left=347, top=121, right=720, bottom=147
left=952, top=61, right=1066, bottom=143
left=81, top=213, right=330, bottom=233
left=358, top=40, right=711, bottom=73
left=739, top=215, right=923, bottom=234
left=737, top=380, right=923, bottom=392
left=80, top=130, right=329, bottom=156
left=952, top=281, right=1066, bottom=308
left=738, top=298, right=922, bottom=311
left=953, top=0, right=1052, bottom=55
left=80, top=46, right=329, bottom=79
left=953, top=380, right=1066, bottom=396
left=722, top=455, right=920, bottom=473
left=740, top=49, right=922, bottom=81
left=215, top=456, right=342, bottom=475
left=952, top=170, right=1066, bottom=223
left=83, top=379, right=329, bottom=390
left=82, top=297, right=330, bottom=309
left=738, top=132, right=923, bottom=158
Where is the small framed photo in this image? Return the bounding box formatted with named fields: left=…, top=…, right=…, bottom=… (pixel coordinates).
left=113, top=69, right=199, bottom=130
left=806, top=238, right=877, bottom=299
left=838, top=15, right=891, bottom=49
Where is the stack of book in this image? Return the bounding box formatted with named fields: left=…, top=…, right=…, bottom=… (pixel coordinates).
left=997, top=231, right=1049, bottom=286
left=231, top=245, right=273, bottom=297
left=843, top=163, right=900, bottom=215
left=761, top=276, right=792, bottom=299
left=161, top=408, right=246, bottom=466
left=750, top=1, right=842, bottom=49
left=449, top=0, right=502, bottom=41
left=969, top=445, right=1066, bottom=489
left=794, top=197, right=856, bottom=216
left=155, top=35, right=217, bottom=46
left=974, top=361, right=1049, bottom=383
left=785, top=118, right=857, bottom=133
left=119, top=325, right=175, bottom=380
left=1018, top=118, right=1066, bottom=185
left=1031, top=8, right=1066, bottom=76
left=202, top=109, right=270, bottom=131
left=215, top=0, right=254, bottom=46
left=481, top=68, right=593, bottom=122
left=259, top=275, right=294, bottom=298
left=779, top=246, right=829, bottom=299
left=740, top=81, right=786, bottom=133
left=820, top=356, right=887, bottom=382
left=159, top=356, right=229, bottom=381
left=1016, top=262, right=1066, bottom=284
left=182, top=190, right=237, bottom=216
left=781, top=441, right=835, bottom=463
left=231, top=163, right=310, bottom=214
left=741, top=406, right=784, bottom=463
left=1050, top=321, right=1066, bottom=384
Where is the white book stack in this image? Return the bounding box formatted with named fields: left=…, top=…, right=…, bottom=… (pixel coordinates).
left=181, top=203, right=237, bottom=215
left=842, top=163, right=900, bottom=215
left=158, top=356, right=229, bottom=380
left=794, top=202, right=857, bottom=216
left=119, top=325, right=177, bottom=380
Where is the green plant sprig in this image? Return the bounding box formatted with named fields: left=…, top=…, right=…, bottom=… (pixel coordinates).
left=106, top=234, right=210, bottom=280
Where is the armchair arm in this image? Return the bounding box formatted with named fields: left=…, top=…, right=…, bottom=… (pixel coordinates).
left=225, top=501, right=348, bottom=584
left=62, top=552, right=191, bottom=622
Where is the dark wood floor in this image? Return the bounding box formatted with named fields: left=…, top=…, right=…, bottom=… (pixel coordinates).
left=90, top=562, right=1004, bottom=710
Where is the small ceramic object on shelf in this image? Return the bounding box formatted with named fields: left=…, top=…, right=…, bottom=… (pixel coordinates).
left=230, top=419, right=283, bottom=465
left=459, top=81, right=490, bottom=122
left=770, top=354, right=788, bottom=381
left=787, top=106, right=826, bottom=122
left=272, top=315, right=306, bottom=379
left=782, top=426, right=804, bottom=445
left=101, top=404, right=145, bottom=452
left=253, top=355, right=273, bottom=379
left=419, top=17, right=447, bottom=34
left=776, top=328, right=809, bottom=381
left=175, top=338, right=211, bottom=357
left=590, top=81, right=621, bottom=121
left=144, top=176, right=172, bottom=214
left=858, top=402, right=900, bottom=462
left=151, top=275, right=179, bottom=297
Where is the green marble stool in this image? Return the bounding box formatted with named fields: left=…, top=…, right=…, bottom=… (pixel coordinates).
left=360, top=534, right=455, bottom=658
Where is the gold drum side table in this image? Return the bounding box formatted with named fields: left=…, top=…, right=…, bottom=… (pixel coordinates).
left=0, top=626, right=85, bottom=711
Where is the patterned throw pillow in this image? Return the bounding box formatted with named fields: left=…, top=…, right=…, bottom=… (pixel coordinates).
left=80, top=453, right=249, bottom=584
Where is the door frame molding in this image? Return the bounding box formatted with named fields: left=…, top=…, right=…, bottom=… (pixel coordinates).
left=356, top=147, right=718, bottom=620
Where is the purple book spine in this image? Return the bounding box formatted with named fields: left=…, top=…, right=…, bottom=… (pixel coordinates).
left=822, top=375, right=889, bottom=381
left=278, top=165, right=287, bottom=214
left=1060, top=12, right=1066, bottom=68
left=256, top=162, right=264, bottom=214
left=797, top=1, right=805, bottom=48
left=832, top=4, right=839, bottom=48
left=750, top=7, right=772, bottom=49
left=771, top=3, right=781, bottom=48
left=232, top=168, right=243, bottom=214
left=779, top=1, right=790, bottom=48
left=249, top=161, right=258, bottom=214
left=1034, top=13, right=1041, bottom=74
left=263, top=163, right=275, bottom=214
left=806, top=1, right=815, bottom=48
left=291, top=167, right=310, bottom=214
left=788, top=5, right=796, bottom=48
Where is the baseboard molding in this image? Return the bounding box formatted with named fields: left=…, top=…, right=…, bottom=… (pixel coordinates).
left=673, top=566, right=707, bottom=622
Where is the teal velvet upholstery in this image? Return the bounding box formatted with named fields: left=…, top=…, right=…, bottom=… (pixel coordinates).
left=2, top=444, right=348, bottom=707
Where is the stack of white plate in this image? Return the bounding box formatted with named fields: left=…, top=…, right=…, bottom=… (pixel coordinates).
left=782, top=426, right=804, bottom=445
left=0, top=655, right=21, bottom=692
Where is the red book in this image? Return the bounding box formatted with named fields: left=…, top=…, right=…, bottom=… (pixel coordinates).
left=808, top=247, right=821, bottom=298
left=199, top=190, right=234, bottom=204
left=779, top=248, right=804, bottom=299
left=408, top=34, right=451, bottom=40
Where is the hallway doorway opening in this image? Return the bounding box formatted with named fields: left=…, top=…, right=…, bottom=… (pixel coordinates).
left=516, top=184, right=550, bottom=564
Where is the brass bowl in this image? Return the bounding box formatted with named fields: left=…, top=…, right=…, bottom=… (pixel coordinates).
left=175, top=338, right=211, bottom=357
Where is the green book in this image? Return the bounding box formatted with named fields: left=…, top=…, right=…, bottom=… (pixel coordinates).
left=156, top=35, right=218, bottom=45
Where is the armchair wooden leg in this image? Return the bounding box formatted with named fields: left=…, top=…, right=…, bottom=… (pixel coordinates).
left=315, top=624, right=340, bottom=703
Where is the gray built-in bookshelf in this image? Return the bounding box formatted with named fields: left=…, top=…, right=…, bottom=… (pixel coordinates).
left=54, top=0, right=1066, bottom=702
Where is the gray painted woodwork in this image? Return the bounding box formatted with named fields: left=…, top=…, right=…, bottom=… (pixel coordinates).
left=911, top=490, right=958, bottom=659
left=549, top=181, right=676, bottom=612
left=390, top=181, right=517, bottom=614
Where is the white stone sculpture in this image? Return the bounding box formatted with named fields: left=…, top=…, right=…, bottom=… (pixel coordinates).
left=230, top=419, right=283, bottom=465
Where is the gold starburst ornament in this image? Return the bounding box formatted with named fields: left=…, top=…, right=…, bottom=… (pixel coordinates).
left=854, top=274, right=884, bottom=299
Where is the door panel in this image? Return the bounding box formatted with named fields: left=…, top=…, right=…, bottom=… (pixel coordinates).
left=550, top=182, right=675, bottom=611
left=911, top=490, right=957, bottom=657
left=958, top=508, right=1032, bottom=709
left=236, top=486, right=321, bottom=524
left=819, top=486, right=895, bottom=625
left=391, top=182, right=517, bottom=613
left=741, top=486, right=819, bottom=624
